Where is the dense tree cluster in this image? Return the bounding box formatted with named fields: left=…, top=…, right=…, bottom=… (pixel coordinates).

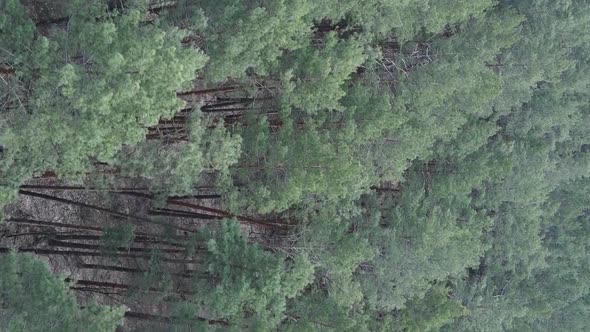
left=1, top=0, right=590, bottom=330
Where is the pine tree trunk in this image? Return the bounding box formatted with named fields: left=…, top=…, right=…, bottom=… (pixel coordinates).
left=6, top=218, right=103, bottom=232
left=18, top=190, right=197, bottom=234
left=5, top=217, right=189, bottom=239
left=123, top=310, right=228, bottom=326
left=148, top=208, right=222, bottom=220
left=78, top=263, right=195, bottom=278
left=54, top=234, right=188, bottom=248
left=47, top=239, right=190, bottom=254
left=177, top=86, right=240, bottom=97
left=0, top=247, right=200, bottom=264
left=20, top=184, right=219, bottom=199
left=0, top=66, right=15, bottom=75
left=65, top=278, right=131, bottom=290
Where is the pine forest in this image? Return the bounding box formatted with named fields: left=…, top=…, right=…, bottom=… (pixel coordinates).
left=1, top=0, right=590, bottom=331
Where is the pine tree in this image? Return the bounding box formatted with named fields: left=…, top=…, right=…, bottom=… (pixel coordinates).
left=186, top=220, right=314, bottom=329
left=0, top=0, right=207, bottom=210
left=0, top=252, right=124, bottom=332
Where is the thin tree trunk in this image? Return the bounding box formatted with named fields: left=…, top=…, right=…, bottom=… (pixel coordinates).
left=370, top=186, right=400, bottom=193
left=6, top=218, right=103, bottom=232
left=20, top=184, right=152, bottom=192
left=0, top=247, right=199, bottom=264
left=167, top=196, right=289, bottom=228
left=79, top=263, right=146, bottom=274
left=47, top=239, right=190, bottom=254
left=149, top=208, right=222, bottom=220
left=118, top=191, right=264, bottom=224
left=124, top=310, right=228, bottom=326
left=70, top=278, right=197, bottom=296
left=17, top=190, right=197, bottom=234
left=3, top=231, right=56, bottom=239
left=177, top=86, right=240, bottom=97
left=287, top=315, right=335, bottom=329
left=71, top=286, right=125, bottom=296
left=78, top=263, right=195, bottom=278
left=200, top=106, right=251, bottom=114
left=5, top=217, right=189, bottom=239
left=19, top=184, right=219, bottom=199
left=0, top=66, right=15, bottom=75
left=65, top=278, right=132, bottom=290
left=68, top=278, right=190, bottom=297
left=54, top=234, right=187, bottom=248
left=19, top=186, right=285, bottom=228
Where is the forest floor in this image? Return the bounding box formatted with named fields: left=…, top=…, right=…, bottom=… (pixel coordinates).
left=0, top=176, right=229, bottom=330
left=21, top=0, right=68, bottom=23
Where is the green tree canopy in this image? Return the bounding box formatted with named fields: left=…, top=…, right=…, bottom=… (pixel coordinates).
left=0, top=252, right=124, bottom=332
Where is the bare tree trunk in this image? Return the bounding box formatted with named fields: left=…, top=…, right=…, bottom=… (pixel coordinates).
left=19, top=184, right=219, bottom=199
left=18, top=190, right=197, bottom=234
left=47, top=239, right=191, bottom=254
left=149, top=208, right=222, bottom=220
left=78, top=263, right=195, bottom=278
left=124, top=310, right=228, bottom=326
left=5, top=217, right=189, bottom=239
left=65, top=278, right=132, bottom=290
left=54, top=234, right=188, bottom=247
left=176, top=85, right=240, bottom=97
left=6, top=218, right=103, bottom=232
left=119, top=191, right=285, bottom=227
left=0, top=247, right=200, bottom=264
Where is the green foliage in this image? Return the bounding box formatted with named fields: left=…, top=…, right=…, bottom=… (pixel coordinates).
left=297, top=206, right=375, bottom=308
left=357, top=164, right=492, bottom=311
left=0, top=252, right=124, bottom=332
left=115, top=114, right=241, bottom=197
left=232, top=113, right=370, bottom=213
left=394, top=284, right=469, bottom=332
left=100, top=224, right=135, bottom=252
left=0, top=0, right=50, bottom=78
left=187, top=220, right=314, bottom=329
left=311, top=0, right=495, bottom=40
left=0, top=0, right=207, bottom=209
left=2, top=0, right=590, bottom=330
left=198, top=0, right=314, bottom=81
left=277, top=33, right=367, bottom=113
left=282, top=291, right=370, bottom=331
left=129, top=250, right=174, bottom=301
